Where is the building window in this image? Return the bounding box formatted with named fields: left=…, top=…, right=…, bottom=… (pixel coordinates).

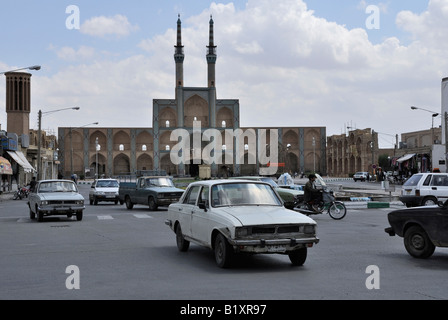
left=222, top=120, right=226, bottom=128
left=166, top=145, right=170, bottom=151
left=142, top=145, right=147, bottom=151
left=119, top=144, right=124, bottom=151
left=166, top=120, right=170, bottom=128
left=222, top=145, right=226, bottom=151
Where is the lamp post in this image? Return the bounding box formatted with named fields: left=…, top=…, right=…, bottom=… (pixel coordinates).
left=38, top=107, right=80, bottom=180
left=0, top=65, right=41, bottom=75
left=95, top=137, right=99, bottom=178
left=411, top=106, right=439, bottom=145
left=312, top=137, right=316, bottom=173
left=69, top=122, right=99, bottom=178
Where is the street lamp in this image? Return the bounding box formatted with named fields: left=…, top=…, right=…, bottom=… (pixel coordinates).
left=95, top=137, right=99, bottom=178
left=312, top=137, right=316, bottom=173
left=69, top=122, right=99, bottom=178
left=37, top=107, right=80, bottom=180
left=0, top=65, right=41, bottom=75
left=410, top=106, right=439, bottom=144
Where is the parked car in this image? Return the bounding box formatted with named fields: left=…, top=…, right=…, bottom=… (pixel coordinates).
left=164, top=179, right=319, bottom=268
left=353, top=172, right=368, bottom=182
left=385, top=202, right=448, bottom=258
left=233, top=176, right=303, bottom=209
left=118, top=176, right=184, bottom=210
left=89, top=178, right=120, bottom=205
left=28, top=179, right=85, bottom=222
left=399, top=173, right=448, bottom=207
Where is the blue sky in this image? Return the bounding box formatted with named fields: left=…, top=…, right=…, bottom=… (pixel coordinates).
left=0, top=0, right=445, bottom=148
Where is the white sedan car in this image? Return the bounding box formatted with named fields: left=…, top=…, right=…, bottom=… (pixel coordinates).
left=165, top=180, right=319, bottom=268
left=28, top=179, right=85, bottom=222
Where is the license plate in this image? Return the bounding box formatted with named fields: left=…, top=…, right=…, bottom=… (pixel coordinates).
left=267, top=245, right=286, bottom=253
left=106, top=196, right=115, bottom=198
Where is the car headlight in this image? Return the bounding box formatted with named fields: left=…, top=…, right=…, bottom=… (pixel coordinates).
left=235, top=227, right=249, bottom=237
left=40, top=200, right=48, bottom=205
left=75, top=200, right=84, bottom=205
left=95, top=191, right=105, bottom=195
left=303, top=225, right=315, bottom=235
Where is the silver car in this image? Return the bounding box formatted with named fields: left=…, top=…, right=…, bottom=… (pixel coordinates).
left=28, top=179, right=85, bottom=222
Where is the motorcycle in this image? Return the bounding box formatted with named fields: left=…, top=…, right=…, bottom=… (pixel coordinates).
left=13, top=186, right=30, bottom=200
left=293, top=174, right=347, bottom=220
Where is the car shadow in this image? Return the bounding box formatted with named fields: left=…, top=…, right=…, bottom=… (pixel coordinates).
left=155, top=245, right=310, bottom=273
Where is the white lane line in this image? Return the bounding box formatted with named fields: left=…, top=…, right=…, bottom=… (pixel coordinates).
left=133, top=214, right=153, bottom=219
left=98, top=215, right=114, bottom=220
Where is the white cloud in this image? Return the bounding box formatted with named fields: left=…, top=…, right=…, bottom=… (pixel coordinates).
left=80, top=15, right=139, bottom=38
left=54, top=46, right=96, bottom=61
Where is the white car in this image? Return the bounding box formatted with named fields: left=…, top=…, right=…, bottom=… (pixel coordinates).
left=353, top=172, right=368, bottom=182
left=89, top=178, right=120, bottom=205
left=399, top=173, right=448, bottom=207
left=164, top=180, right=319, bottom=268
left=28, top=179, right=85, bottom=222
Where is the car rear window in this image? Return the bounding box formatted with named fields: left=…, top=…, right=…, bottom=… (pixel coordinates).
left=403, top=174, right=423, bottom=187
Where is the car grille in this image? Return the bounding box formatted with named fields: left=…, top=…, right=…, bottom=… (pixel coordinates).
left=161, top=192, right=183, bottom=198
left=251, top=225, right=301, bottom=235
left=46, top=200, right=78, bottom=205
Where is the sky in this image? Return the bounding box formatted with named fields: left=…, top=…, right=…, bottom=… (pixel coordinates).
left=0, top=0, right=446, bottom=149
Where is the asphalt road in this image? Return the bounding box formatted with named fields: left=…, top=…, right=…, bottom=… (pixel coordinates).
left=0, top=182, right=447, bottom=304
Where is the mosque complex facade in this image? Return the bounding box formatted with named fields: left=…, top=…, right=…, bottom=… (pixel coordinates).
left=58, top=16, right=327, bottom=178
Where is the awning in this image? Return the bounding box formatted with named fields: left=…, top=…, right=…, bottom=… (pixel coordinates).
left=0, top=156, right=13, bottom=175
left=396, top=153, right=416, bottom=163
left=7, top=151, right=36, bottom=173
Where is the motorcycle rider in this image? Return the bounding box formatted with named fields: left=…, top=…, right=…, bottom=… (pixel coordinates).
left=304, top=174, right=322, bottom=209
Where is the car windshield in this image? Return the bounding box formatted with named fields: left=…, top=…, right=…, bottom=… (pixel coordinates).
left=97, top=180, right=119, bottom=188
left=146, top=177, right=174, bottom=187
left=403, top=174, right=423, bottom=187
left=260, top=177, right=278, bottom=188
left=38, top=181, right=77, bottom=193
left=211, top=183, right=282, bottom=207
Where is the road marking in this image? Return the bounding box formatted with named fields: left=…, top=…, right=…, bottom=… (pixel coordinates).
left=97, top=215, right=114, bottom=220
left=133, top=214, right=153, bottom=219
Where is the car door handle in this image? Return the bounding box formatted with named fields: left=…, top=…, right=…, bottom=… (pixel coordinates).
left=432, top=187, right=437, bottom=190
left=178, top=208, right=183, bottom=211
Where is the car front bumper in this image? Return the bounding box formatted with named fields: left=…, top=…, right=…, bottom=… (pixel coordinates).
left=229, top=237, right=320, bottom=253
left=38, top=205, right=85, bottom=215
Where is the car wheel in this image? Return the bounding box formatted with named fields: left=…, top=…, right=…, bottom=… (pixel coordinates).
left=148, top=196, right=158, bottom=211
left=404, top=226, right=435, bottom=259
left=176, top=224, right=190, bottom=252
left=421, top=197, right=437, bottom=206
left=29, top=206, right=35, bottom=220
left=76, top=211, right=83, bottom=221
left=214, top=233, right=234, bottom=268
left=125, top=196, right=133, bottom=210
left=37, top=206, right=44, bottom=222
left=288, top=247, right=307, bottom=266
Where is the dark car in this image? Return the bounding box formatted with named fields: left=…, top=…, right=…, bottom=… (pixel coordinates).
left=385, top=202, right=448, bottom=259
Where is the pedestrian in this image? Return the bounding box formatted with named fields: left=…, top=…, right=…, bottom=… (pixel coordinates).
left=28, top=177, right=37, bottom=193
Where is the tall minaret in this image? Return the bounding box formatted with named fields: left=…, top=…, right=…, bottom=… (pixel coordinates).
left=174, top=14, right=184, bottom=89
left=206, top=15, right=217, bottom=88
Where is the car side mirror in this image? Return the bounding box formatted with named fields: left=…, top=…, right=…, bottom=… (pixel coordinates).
left=198, top=201, right=208, bottom=212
